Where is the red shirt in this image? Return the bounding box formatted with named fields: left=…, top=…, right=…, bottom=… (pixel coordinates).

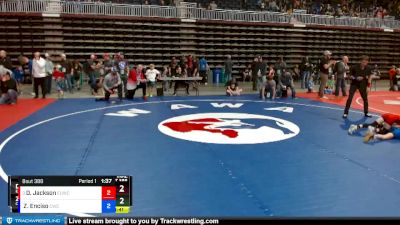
left=128, top=69, right=145, bottom=83
left=389, top=68, right=397, bottom=80
left=382, top=113, right=400, bottom=125
left=53, top=70, right=65, bottom=79
left=187, top=56, right=193, bottom=69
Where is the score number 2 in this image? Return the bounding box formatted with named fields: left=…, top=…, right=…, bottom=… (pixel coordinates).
left=119, top=185, right=125, bottom=193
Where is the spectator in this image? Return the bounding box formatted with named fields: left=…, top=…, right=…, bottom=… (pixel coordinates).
left=173, top=66, right=189, bottom=96
left=251, top=57, right=260, bottom=91
left=375, top=6, right=386, bottom=18
left=274, top=56, right=286, bottom=97
left=53, top=64, right=65, bottom=99
left=18, top=55, right=32, bottom=84
left=161, top=65, right=170, bottom=91
left=260, top=1, right=266, bottom=11
left=333, top=56, right=349, bottom=97
left=0, top=65, right=13, bottom=80
left=392, top=68, right=400, bottom=91
left=319, top=50, right=335, bottom=99
left=300, top=56, right=312, bottom=89
left=261, top=64, right=276, bottom=100
left=96, top=67, right=122, bottom=102
left=275, top=56, right=287, bottom=78
left=115, top=53, right=129, bottom=97
left=224, top=55, right=233, bottom=81
left=198, top=56, right=209, bottom=85
left=260, top=57, right=268, bottom=81
left=242, top=64, right=252, bottom=82
left=269, top=0, right=279, bottom=12
left=85, top=54, right=101, bottom=95
left=32, top=52, right=47, bottom=99
left=209, top=1, right=217, bottom=10
left=72, top=59, right=83, bottom=90
left=0, top=50, right=13, bottom=70
left=60, top=54, right=74, bottom=94
left=0, top=71, right=18, bottom=105
left=389, top=65, right=397, bottom=91
left=170, top=57, right=178, bottom=76
left=44, top=53, right=54, bottom=94
left=292, top=64, right=301, bottom=81
left=126, top=64, right=147, bottom=100
left=186, top=55, right=193, bottom=77
left=226, top=78, right=242, bottom=96
left=192, top=56, right=199, bottom=77
left=103, top=53, right=114, bottom=75
left=179, top=55, right=186, bottom=69
left=145, top=64, right=160, bottom=97
left=12, top=65, right=24, bottom=93
left=279, top=69, right=296, bottom=98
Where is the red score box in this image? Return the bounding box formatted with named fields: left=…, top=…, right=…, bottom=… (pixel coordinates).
left=101, top=186, right=116, bottom=200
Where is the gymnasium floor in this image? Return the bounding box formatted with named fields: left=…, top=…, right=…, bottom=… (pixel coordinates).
left=0, top=83, right=400, bottom=217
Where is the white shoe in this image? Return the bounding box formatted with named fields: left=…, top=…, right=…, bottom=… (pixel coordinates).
left=363, top=126, right=376, bottom=143
left=348, top=124, right=358, bottom=135
left=367, top=126, right=375, bottom=134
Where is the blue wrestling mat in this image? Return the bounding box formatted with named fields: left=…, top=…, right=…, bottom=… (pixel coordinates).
left=0, top=95, right=399, bottom=217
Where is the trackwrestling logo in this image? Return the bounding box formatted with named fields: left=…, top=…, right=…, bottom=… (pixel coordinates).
left=158, top=113, right=300, bottom=144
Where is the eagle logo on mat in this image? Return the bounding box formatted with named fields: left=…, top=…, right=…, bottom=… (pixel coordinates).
left=158, top=113, right=300, bottom=144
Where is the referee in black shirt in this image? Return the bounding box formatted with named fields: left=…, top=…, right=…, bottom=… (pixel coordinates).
left=343, top=56, right=373, bottom=118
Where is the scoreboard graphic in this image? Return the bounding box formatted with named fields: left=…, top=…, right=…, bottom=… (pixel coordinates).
left=8, top=176, right=132, bottom=214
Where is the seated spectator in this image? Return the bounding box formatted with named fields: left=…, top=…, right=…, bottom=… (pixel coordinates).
left=261, top=64, right=276, bottom=100
left=269, top=0, right=279, bottom=12
left=209, top=1, right=218, bottom=10
left=0, top=71, right=18, bottom=105
left=242, top=64, right=252, bottom=82
left=96, top=67, right=122, bottom=102
left=145, top=64, right=160, bottom=97
left=279, top=69, right=296, bottom=98
left=173, top=66, right=189, bottom=96
left=260, top=1, right=266, bottom=11
left=375, top=6, right=387, bottom=18
left=53, top=64, right=65, bottom=99
left=226, top=78, right=242, bottom=96
left=126, top=65, right=147, bottom=100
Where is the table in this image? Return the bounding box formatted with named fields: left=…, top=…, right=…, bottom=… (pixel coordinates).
left=371, top=75, right=380, bottom=92
left=158, top=76, right=203, bottom=96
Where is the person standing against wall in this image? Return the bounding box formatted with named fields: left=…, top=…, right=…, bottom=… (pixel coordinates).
left=334, top=55, right=349, bottom=97
left=224, top=55, right=233, bottom=81
left=32, top=52, right=47, bottom=99
left=318, top=50, right=336, bottom=99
